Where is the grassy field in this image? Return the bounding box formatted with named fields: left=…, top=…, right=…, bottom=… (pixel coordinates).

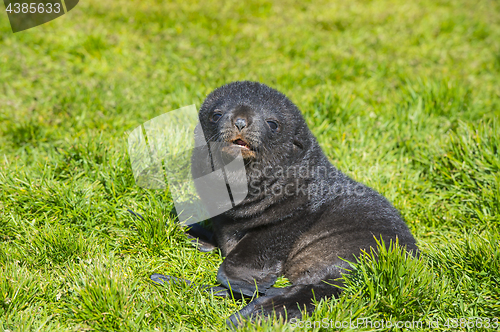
left=1, top=0, right=499, bottom=330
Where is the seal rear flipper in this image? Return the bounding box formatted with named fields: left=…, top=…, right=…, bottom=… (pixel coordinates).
left=226, top=282, right=342, bottom=328
left=149, top=273, right=245, bottom=299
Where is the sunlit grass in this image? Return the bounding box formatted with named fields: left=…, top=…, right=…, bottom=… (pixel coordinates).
left=1, top=0, right=499, bottom=330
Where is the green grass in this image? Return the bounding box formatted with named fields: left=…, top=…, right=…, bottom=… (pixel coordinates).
left=1, top=0, right=499, bottom=330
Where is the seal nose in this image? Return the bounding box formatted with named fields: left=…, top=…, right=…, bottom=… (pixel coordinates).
left=234, top=118, right=247, bottom=131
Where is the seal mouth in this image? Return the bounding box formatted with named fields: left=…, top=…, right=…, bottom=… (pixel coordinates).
left=232, top=138, right=251, bottom=150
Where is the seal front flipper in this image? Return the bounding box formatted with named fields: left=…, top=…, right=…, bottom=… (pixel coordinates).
left=186, top=223, right=217, bottom=252
left=150, top=273, right=244, bottom=299
left=226, top=282, right=343, bottom=328
left=127, top=210, right=217, bottom=252
left=186, top=235, right=217, bottom=252
left=150, top=273, right=192, bottom=286
left=127, top=209, right=145, bottom=221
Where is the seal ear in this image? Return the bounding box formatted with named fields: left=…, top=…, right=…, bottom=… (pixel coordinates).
left=291, top=120, right=310, bottom=155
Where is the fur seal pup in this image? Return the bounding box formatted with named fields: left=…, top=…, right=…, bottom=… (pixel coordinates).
left=151, top=81, right=418, bottom=327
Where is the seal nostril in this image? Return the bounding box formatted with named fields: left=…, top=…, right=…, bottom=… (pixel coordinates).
left=234, top=118, right=247, bottom=131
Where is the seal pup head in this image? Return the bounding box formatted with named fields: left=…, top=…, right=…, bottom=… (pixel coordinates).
left=198, top=81, right=313, bottom=172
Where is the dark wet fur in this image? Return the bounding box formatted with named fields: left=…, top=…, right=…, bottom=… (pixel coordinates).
left=155, top=81, right=418, bottom=327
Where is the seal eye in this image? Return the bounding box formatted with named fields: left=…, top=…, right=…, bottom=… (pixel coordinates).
left=266, top=120, right=279, bottom=131
left=211, top=111, right=223, bottom=123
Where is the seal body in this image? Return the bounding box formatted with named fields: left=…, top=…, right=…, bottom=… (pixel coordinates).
left=192, top=81, right=418, bottom=324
